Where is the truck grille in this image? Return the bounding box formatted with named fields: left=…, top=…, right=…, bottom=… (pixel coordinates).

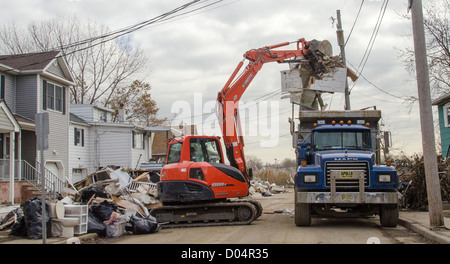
left=325, top=161, right=369, bottom=188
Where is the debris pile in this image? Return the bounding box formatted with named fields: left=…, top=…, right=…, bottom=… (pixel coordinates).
left=249, top=178, right=286, bottom=198
left=1, top=166, right=161, bottom=240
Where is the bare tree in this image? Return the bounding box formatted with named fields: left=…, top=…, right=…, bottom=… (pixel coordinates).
left=0, top=15, right=149, bottom=105
left=399, top=0, right=450, bottom=100
left=106, top=80, right=167, bottom=126
left=246, top=155, right=264, bottom=171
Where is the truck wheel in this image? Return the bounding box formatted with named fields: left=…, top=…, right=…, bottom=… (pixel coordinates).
left=379, top=204, right=399, bottom=227
left=295, top=203, right=311, bottom=226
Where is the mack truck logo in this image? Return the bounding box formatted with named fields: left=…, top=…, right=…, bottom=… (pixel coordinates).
left=334, top=157, right=358, bottom=161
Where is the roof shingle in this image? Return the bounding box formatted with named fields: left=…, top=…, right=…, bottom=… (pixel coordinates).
left=0, top=51, right=60, bottom=71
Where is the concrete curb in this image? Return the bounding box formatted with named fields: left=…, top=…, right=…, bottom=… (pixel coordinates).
left=0, top=232, right=99, bottom=244
left=52, top=233, right=99, bottom=244
left=398, top=217, right=450, bottom=244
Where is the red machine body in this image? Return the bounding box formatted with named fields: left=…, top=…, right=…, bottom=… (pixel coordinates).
left=151, top=38, right=327, bottom=226
left=159, top=135, right=250, bottom=203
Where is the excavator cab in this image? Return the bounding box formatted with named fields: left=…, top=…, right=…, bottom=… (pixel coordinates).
left=158, top=135, right=250, bottom=204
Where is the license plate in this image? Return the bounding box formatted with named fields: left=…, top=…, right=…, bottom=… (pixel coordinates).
left=341, top=194, right=354, bottom=201
left=340, top=171, right=354, bottom=179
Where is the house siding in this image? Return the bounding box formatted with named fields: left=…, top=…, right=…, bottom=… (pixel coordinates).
left=0, top=108, right=14, bottom=131
left=69, top=123, right=91, bottom=182
left=131, top=133, right=150, bottom=169
left=438, top=105, right=450, bottom=156
left=47, top=60, right=66, bottom=79
left=41, top=76, right=69, bottom=180
left=92, top=125, right=132, bottom=170
left=15, top=75, right=37, bottom=121
left=70, top=104, right=95, bottom=122
left=3, top=73, right=15, bottom=112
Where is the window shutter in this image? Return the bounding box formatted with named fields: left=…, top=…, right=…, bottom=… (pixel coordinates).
left=0, top=75, right=5, bottom=100
left=132, top=131, right=135, bottom=149
left=42, top=80, right=47, bottom=110
left=74, top=127, right=77, bottom=145
left=81, top=129, right=84, bottom=147
left=62, top=87, right=66, bottom=115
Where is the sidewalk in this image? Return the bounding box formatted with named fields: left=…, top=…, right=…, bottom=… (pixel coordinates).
left=398, top=209, right=450, bottom=244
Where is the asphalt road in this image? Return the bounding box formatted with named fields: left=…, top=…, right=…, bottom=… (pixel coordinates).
left=106, top=187, right=430, bottom=244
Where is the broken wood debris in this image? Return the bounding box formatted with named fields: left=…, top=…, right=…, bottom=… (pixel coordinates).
left=1, top=166, right=161, bottom=240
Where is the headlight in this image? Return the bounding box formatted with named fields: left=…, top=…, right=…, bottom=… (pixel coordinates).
left=303, top=174, right=317, bottom=183
left=378, top=174, right=391, bottom=183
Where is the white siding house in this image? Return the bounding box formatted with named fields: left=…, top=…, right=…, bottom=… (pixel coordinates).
left=69, top=104, right=154, bottom=183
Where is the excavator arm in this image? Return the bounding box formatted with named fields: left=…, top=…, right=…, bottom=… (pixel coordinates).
left=216, top=38, right=326, bottom=182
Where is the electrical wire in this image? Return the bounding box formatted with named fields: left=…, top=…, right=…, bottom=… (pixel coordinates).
left=349, top=0, right=389, bottom=94
left=355, top=0, right=389, bottom=78
left=0, top=0, right=225, bottom=67
left=352, top=0, right=389, bottom=89
left=344, top=0, right=365, bottom=47
left=346, top=59, right=406, bottom=101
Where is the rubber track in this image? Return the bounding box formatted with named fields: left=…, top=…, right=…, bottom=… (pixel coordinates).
left=150, top=201, right=259, bottom=229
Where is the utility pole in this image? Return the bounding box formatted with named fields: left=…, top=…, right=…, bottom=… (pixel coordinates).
left=336, top=10, right=351, bottom=110
left=410, top=0, right=444, bottom=227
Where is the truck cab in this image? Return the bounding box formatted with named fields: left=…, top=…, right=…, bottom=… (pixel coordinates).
left=294, top=110, right=399, bottom=227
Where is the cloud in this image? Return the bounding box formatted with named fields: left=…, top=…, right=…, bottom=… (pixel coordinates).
left=0, top=0, right=429, bottom=162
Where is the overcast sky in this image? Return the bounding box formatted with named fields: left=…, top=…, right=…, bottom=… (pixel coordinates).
left=2, top=0, right=431, bottom=163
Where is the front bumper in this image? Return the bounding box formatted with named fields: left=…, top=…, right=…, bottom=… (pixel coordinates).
left=296, top=191, right=399, bottom=204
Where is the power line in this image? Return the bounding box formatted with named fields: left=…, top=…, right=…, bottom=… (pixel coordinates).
left=354, top=0, right=389, bottom=83
left=346, top=59, right=407, bottom=100
left=60, top=0, right=224, bottom=57
left=0, top=1, right=225, bottom=68
left=344, top=0, right=365, bottom=47
left=348, top=0, right=389, bottom=96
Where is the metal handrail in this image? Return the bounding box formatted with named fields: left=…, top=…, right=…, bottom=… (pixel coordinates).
left=35, top=160, right=65, bottom=195
left=0, top=159, right=65, bottom=197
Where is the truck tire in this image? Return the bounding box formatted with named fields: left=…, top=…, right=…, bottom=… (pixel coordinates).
left=295, top=203, right=311, bottom=226
left=379, top=204, right=399, bottom=227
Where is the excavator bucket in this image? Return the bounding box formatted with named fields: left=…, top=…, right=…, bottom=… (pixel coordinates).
left=281, top=39, right=355, bottom=109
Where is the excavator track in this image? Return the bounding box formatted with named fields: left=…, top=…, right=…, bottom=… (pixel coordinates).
left=150, top=200, right=262, bottom=228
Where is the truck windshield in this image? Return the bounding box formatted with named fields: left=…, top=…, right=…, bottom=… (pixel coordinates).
left=313, top=130, right=371, bottom=151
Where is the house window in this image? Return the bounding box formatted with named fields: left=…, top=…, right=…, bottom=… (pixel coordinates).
left=46, top=83, right=54, bottom=110
left=44, top=81, right=64, bottom=113
left=99, top=110, right=107, bottom=122
left=74, top=127, right=84, bottom=146
left=55, top=86, right=63, bottom=112
left=132, top=131, right=144, bottom=149
left=444, top=103, right=450, bottom=128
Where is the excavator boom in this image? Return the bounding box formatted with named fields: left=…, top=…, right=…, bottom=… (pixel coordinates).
left=217, top=38, right=323, bottom=181
left=152, top=38, right=332, bottom=228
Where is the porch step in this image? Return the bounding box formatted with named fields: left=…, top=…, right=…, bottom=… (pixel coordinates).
left=20, top=182, right=55, bottom=203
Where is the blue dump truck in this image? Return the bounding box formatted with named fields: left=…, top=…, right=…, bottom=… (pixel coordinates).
left=293, top=110, right=399, bottom=227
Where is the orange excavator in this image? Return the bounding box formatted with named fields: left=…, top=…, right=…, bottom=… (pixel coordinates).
left=150, top=38, right=331, bottom=227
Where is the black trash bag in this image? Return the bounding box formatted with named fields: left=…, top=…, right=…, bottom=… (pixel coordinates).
left=1, top=208, right=23, bottom=225
left=89, top=201, right=116, bottom=222
left=80, top=186, right=108, bottom=203
left=23, top=197, right=51, bottom=240
left=87, top=213, right=106, bottom=237
left=126, top=215, right=160, bottom=235
left=9, top=216, right=27, bottom=237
